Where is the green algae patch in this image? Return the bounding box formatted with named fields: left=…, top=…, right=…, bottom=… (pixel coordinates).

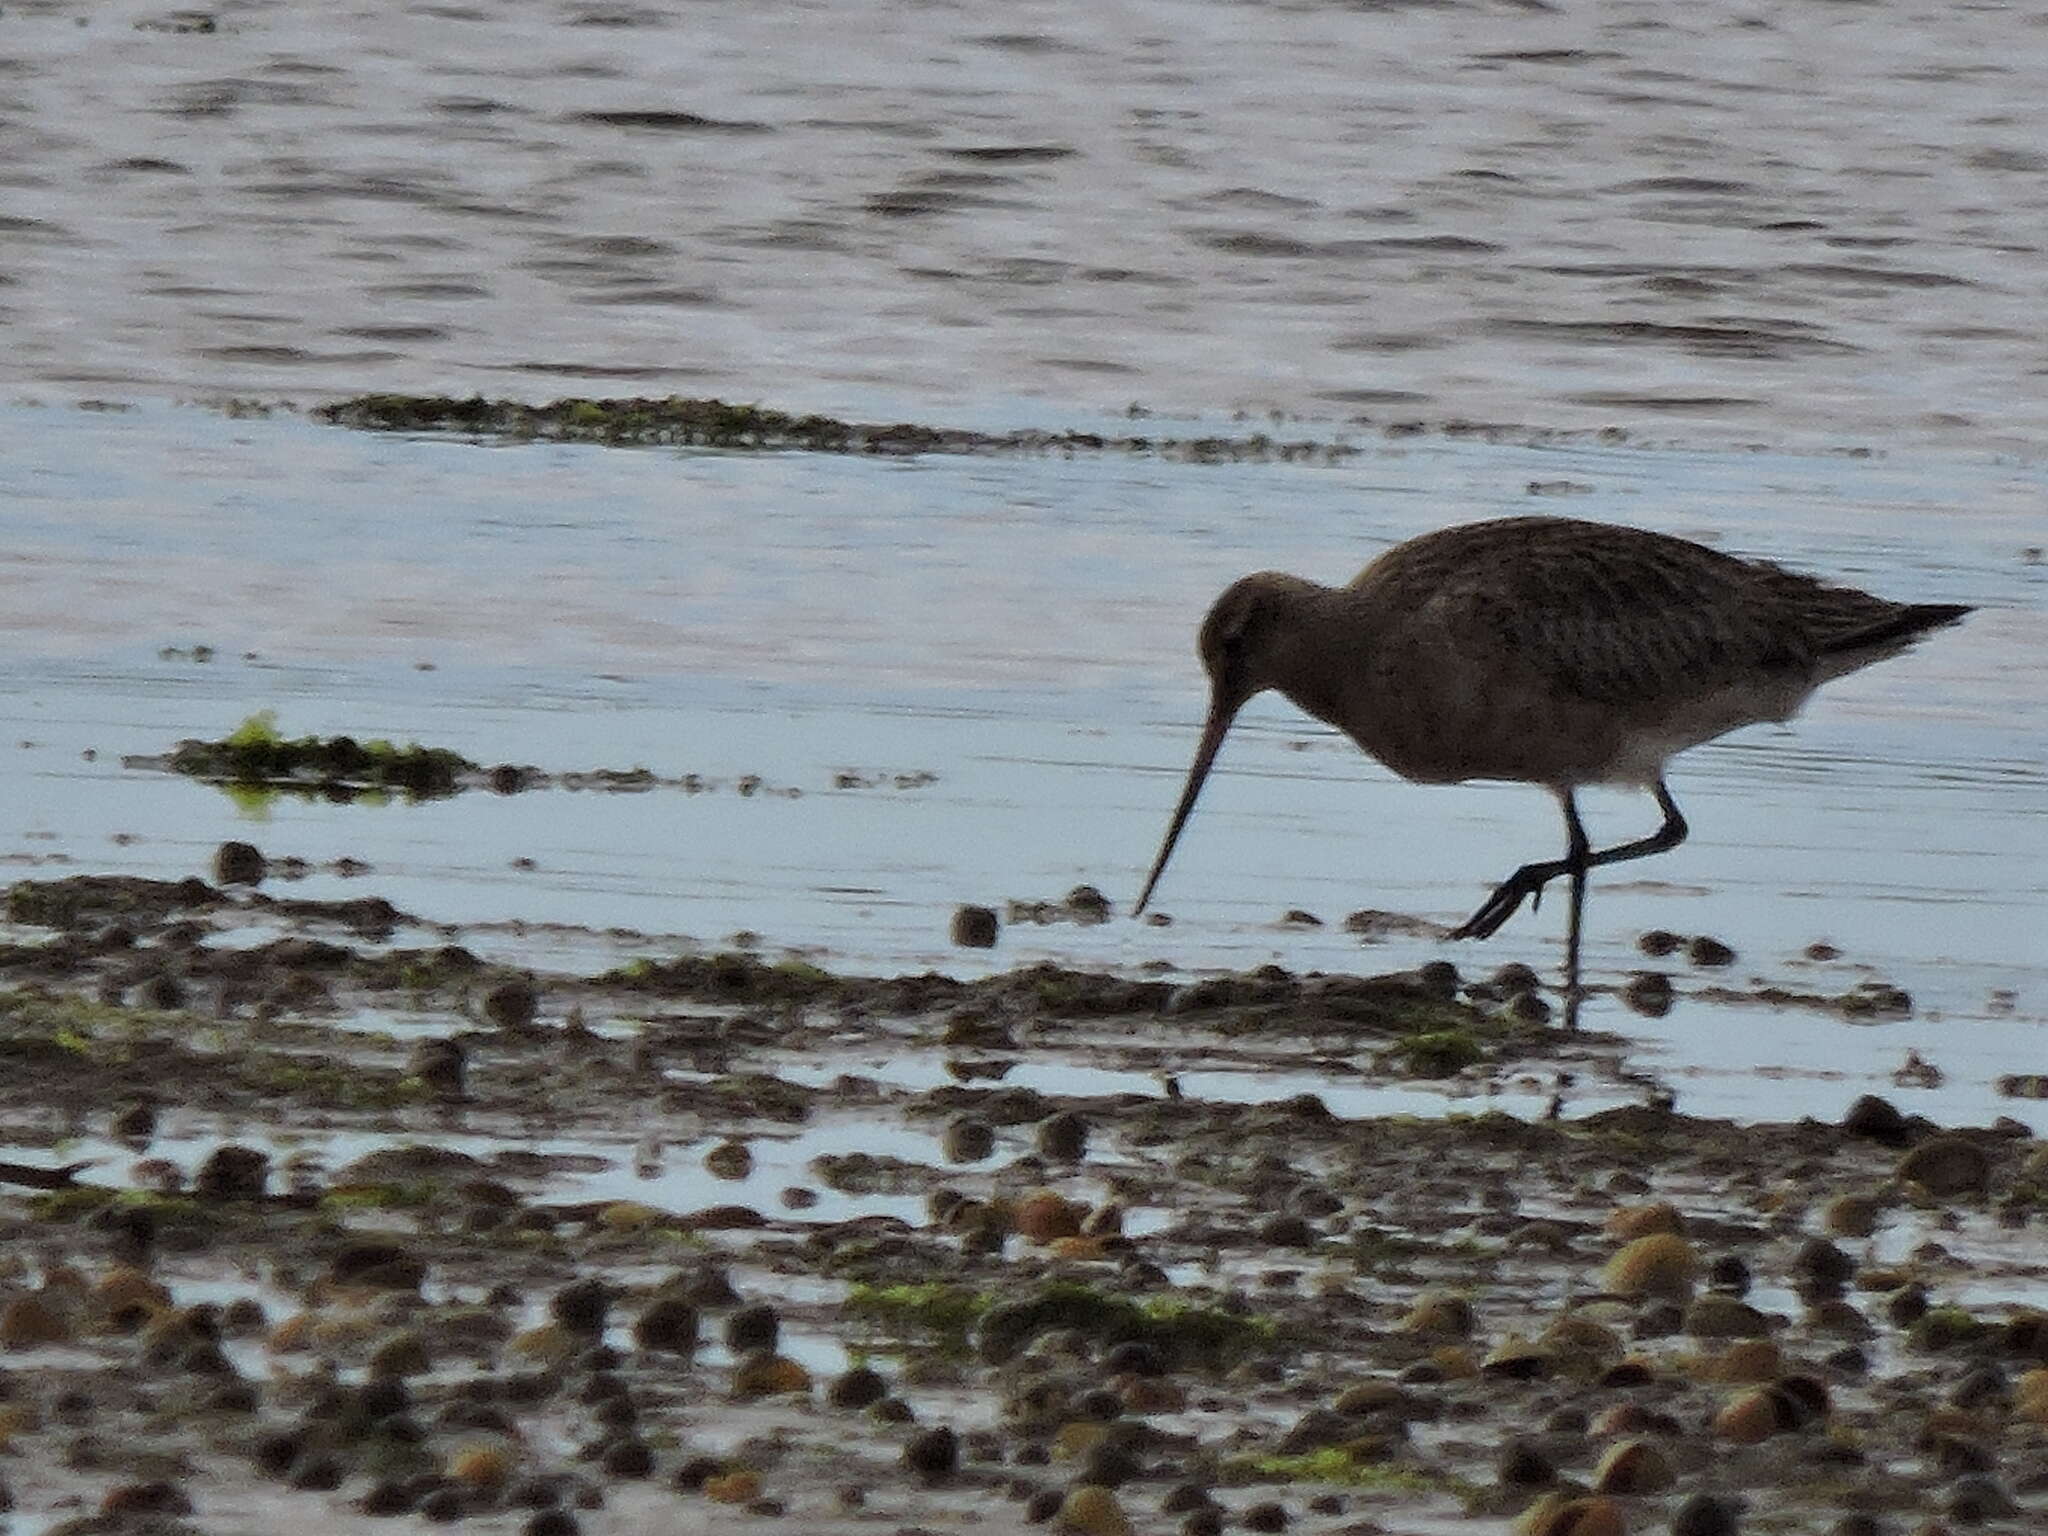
left=6, top=874, right=221, bottom=929
left=847, top=1281, right=992, bottom=1346
left=603, top=951, right=839, bottom=1004
left=313, top=392, right=1369, bottom=464
left=1908, top=1305, right=1992, bottom=1352
left=166, top=711, right=475, bottom=802
left=1384, top=1028, right=1486, bottom=1077
left=1234, top=1449, right=1464, bottom=1494
left=975, top=1280, right=1278, bottom=1370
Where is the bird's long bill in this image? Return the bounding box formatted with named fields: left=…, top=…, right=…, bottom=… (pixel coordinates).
left=1134, top=695, right=1240, bottom=916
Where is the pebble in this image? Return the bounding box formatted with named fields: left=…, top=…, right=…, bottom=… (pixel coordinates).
left=1671, top=1492, right=1745, bottom=1536
left=194, top=1144, right=270, bottom=1201
left=1686, top=935, right=1736, bottom=966
left=1841, top=1094, right=1912, bottom=1143
left=943, top=1115, right=997, bottom=1162
left=550, top=1279, right=610, bottom=1336
left=1896, top=1136, right=1993, bottom=1198
left=1684, top=1294, right=1770, bottom=1338
left=1056, top=1484, right=1131, bottom=1536
left=951, top=905, right=1000, bottom=948
left=214, top=840, right=267, bottom=886
left=1036, top=1111, right=1090, bottom=1163
left=1602, top=1233, right=1698, bottom=1299
left=724, top=1303, right=780, bottom=1352
left=599, top=1439, right=653, bottom=1479
left=1590, top=1438, right=1674, bottom=1494
left=828, top=1365, right=889, bottom=1409
left=482, top=978, right=539, bottom=1030
left=632, top=1298, right=698, bottom=1354
left=902, top=1426, right=958, bottom=1478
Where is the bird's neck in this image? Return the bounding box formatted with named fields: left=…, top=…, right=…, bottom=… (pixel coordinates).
left=1266, top=583, right=1377, bottom=729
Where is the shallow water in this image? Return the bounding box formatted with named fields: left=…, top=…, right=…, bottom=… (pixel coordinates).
left=5, top=0, right=2048, bottom=1137
left=7, top=0, right=2048, bottom=452
left=1, top=401, right=2043, bottom=1130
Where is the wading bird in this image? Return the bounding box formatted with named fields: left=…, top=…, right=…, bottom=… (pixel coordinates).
left=1134, top=515, right=1970, bottom=1008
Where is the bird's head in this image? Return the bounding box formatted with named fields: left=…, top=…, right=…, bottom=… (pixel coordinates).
left=1136, top=572, right=1320, bottom=915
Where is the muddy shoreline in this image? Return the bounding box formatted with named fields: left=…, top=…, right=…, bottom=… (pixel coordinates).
left=2, top=871, right=2045, bottom=1535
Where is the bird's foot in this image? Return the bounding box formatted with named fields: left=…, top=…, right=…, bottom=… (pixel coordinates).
left=1446, top=859, right=1569, bottom=942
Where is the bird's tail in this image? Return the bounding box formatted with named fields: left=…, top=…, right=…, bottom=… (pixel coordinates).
left=1819, top=601, right=1972, bottom=659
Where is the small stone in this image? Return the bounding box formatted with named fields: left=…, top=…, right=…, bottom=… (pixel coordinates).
left=1684, top=1294, right=1771, bottom=1339
left=1602, top=1233, right=1698, bottom=1299
left=524, top=1512, right=580, bottom=1536
left=99, top=1480, right=193, bottom=1519
left=368, top=1331, right=431, bottom=1378
left=6, top=1302, right=79, bottom=1343
left=289, top=1454, right=345, bottom=1491
left=599, top=1439, right=653, bottom=1479
left=942, top=1116, right=996, bottom=1163
left=1823, top=1193, right=1883, bottom=1237
left=1672, top=1492, right=1746, bottom=1536
left=1064, top=885, right=1112, bottom=923
left=1480, top=1334, right=1551, bottom=1379
left=1792, top=1237, right=1856, bottom=1292
left=704, top=1469, right=760, bottom=1503
left=1055, top=1484, right=1130, bottom=1536
left=731, top=1349, right=809, bottom=1398
left=110, top=1100, right=158, bottom=1142
left=1496, top=1439, right=1556, bottom=1488
left=482, top=978, right=539, bottom=1030
left=550, top=1280, right=610, bottom=1337
left=327, top=1241, right=426, bottom=1290
left=194, top=1144, right=269, bottom=1201
left=409, top=1038, right=467, bottom=1098
left=1590, top=1438, right=1674, bottom=1494
left=1705, top=1254, right=1750, bottom=1295
left=419, top=1486, right=467, bottom=1522
left=214, top=840, right=266, bottom=885
left=829, top=1366, right=889, bottom=1409
left=1516, top=1494, right=1628, bottom=1536
left=1257, top=1213, right=1316, bottom=1249
left=1946, top=1474, right=2019, bottom=1522
left=1025, top=1485, right=1065, bottom=1522
left=1622, top=972, right=1674, bottom=1017
left=1842, top=1094, right=1911, bottom=1144
left=950, top=905, right=999, bottom=948
left=632, top=1299, right=697, bottom=1354
left=1036, top=1111, right=1089, bottom=1163
left=1014, top=1189, right=1086, bottom=1243
left=724, top=1302, right=779, bottom=1352
left=703, top=1139, right=751, bottom=1180
left=1243, top=1501, right=1289, bottom=1532
left=1397, top=1291, right=1475, bottom=1337
left=1897, top=1136, right=1993, bottom=1198
left=359, top=1479, right=416, bottom=1516
left=1605, top=1201, right=1684, bottom=1240
left=1637, top=929, right=1683, bottom=957
left=902, top=1426, right=958, bottom=1478
left=1162, top=1481, right=1215, bottom=1514
left=1686, top=935, right=1736, bottom=966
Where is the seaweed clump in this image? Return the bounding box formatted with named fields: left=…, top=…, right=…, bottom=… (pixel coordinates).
left=312, top=393, right=1364, bottom=464
left=167, top=712, right=475, bottom=802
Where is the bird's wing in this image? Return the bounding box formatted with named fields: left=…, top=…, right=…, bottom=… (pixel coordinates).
left=1408, top=540, right=1811, bottom=707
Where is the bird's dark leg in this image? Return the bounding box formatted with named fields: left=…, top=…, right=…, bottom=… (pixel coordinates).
left=1561, top=791, right=1590, bottom=1023
left=1447, top=779, right=1689, bottom=945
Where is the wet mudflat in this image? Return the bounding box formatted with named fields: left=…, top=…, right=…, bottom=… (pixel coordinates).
left=0, top=397, right=2043, bottom=1534
left=5, top=869, right=2048, bottom=1536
